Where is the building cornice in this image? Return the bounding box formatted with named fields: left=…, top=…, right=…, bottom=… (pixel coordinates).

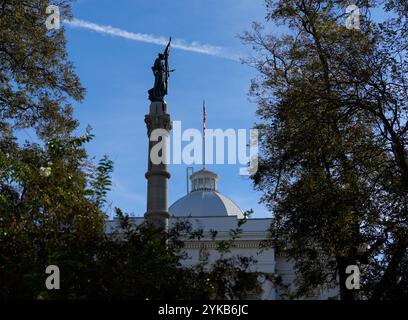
left=182, top=239, right=272, bottom=250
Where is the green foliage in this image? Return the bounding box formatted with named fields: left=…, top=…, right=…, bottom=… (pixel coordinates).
left=89, top=155, right=114, bottom=209
left=243, top=0, right=408, bottom=300
left=76, top=209, right=262, bottom=300
left=217, top=209, right=253, bottom=253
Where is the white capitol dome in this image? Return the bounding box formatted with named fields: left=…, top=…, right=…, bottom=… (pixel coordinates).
left=169, top=169, right=244, bottom=219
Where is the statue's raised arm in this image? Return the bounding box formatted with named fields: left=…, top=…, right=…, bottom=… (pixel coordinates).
left=164, top=37, right=171, bottom=72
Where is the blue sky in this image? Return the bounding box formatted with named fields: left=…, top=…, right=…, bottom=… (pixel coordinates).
left=63, top=0, right=271, bottom=218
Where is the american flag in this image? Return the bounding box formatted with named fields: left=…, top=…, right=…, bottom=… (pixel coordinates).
left=203, top=100, right=206, bottom=135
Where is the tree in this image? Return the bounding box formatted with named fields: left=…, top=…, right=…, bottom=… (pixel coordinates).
left=0, top=0, right=105, bottom=298
left=242, top=0, right=407, bottom=299
left=0, top=0, right=83, bottom=137
left=78, top=209, right=261, bottom=300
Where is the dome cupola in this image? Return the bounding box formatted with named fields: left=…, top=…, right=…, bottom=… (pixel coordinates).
left=169, top=169, right=244, bottom=219
left=190, top=169, right=218, bottom=192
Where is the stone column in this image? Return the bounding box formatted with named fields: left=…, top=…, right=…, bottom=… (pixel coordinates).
left=144, top=101, right=172, bottom=230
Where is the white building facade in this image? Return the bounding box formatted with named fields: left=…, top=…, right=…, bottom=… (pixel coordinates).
left=107, top=168, right=339, bottom=300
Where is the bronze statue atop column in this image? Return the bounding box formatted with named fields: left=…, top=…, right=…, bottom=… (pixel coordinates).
left=148, top=37, right=173, bottom=102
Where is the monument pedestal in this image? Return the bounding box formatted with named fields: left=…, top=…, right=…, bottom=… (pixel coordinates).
left=144, top=101, right=172, bottom=230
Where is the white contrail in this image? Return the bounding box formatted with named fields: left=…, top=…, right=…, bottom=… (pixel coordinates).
left=64, top=18, right=240, bottom=61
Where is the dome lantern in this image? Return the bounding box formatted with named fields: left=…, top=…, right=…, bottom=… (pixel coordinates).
left=190, top=169, right=218, bottom=192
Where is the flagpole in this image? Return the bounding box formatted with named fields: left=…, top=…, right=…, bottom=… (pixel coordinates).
left=203, top=100, right=206, bottom=169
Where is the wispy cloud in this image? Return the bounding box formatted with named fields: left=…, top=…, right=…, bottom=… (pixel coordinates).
left=64, top=18, right=240, bottom=61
